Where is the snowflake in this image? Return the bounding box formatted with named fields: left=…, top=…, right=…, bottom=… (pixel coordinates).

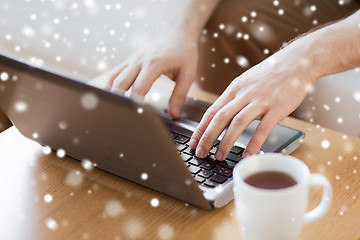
left=323, top=104, right=330, bottom=111
left=250, top=11, right=257, bottom=17
left=22, top=26, right=36, bottom=38
left=103, top=200, right=125, bottom=218
left=44, top=194, right=53, bottom=203
left=53, top=18, right=60, bottom=24
left=0, top=72, right=9, bottom=81
left=141, top=173, right=148, bottom=180
left=43, top=146, right=52, bottom=155
left=124, top=21, right=131, bottom=28
left=321, top=140, right=330, bottom=149
left=45, top=218, right=58, bottom=230
left=65, top=170, right=84, bottom=187
left=81, top=159, right=94, bottom=171
left=109, top=29, right=116, bottom=36
left=57, top=149, right=66, bottom=158
left=278, top=9, right=284, bottom=15
left=150, top=198, right=160, bottom=207
left=137, top=107, right=144, bottom=114
left=273, top=0, right=279, bottom=6
left=14, top=45, right=21, bottom=52
left=157, top=224, right=174, bottom=240
left=353, top=91, right=360, bottom=102
left=236, top=56, right=249, bottom=68
left=151, top=92, right=161, bottom=101
left=5, top=34, right=12, bottom=40
left=125, top=219, right=144, bottom=239
left=81, top=92, right=98, bottom=110
left=59, top=121, right=68, bottom=130
left=14, top=101, right=28, bottom=112
left=96, top=60, right=107, bottom=71
left=32, top=132, right=39, bottom=139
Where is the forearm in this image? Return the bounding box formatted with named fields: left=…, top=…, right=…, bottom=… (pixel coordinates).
left=172, top=0, right=221, bottom=40
left=305, top=10, right=360, bottom=80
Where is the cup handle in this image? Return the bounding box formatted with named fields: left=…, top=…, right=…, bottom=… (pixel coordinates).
left=303, top=174, right=333, bottom=224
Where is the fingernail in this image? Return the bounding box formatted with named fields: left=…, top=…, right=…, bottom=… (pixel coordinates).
left=243, top=152, right=250, bottom=158
left=196, top=147, right=205, bottom=158
left=215, top=150, right=223, bottom=160
left=189, top=138, right=198, bottom=149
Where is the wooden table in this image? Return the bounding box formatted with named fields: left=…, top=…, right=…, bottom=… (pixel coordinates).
left=0, top=77, right=359, bottom=240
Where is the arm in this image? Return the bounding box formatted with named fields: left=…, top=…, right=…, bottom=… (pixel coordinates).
left=109, top=0, right=220, bottom=118
left=190, top=10, right=360, bottom=160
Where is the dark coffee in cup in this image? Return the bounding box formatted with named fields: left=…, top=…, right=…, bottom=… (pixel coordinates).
left=244, top=171, right=297, bottom=189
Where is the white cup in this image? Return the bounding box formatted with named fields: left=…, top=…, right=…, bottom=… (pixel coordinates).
left=233, top=153, right=332, bottom=240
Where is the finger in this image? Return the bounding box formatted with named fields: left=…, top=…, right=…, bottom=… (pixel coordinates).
left=215, top=103, right=265, bottom=160
left=189, top=94, right=232, bottom=150
left=242, top=112, right=279, bottom=158
left=130, top=64, right=163, bottom=98
left=168, top=67, right=195, bottom=119
left=106, top=63, right=128, bottom=90
left=194, top=97, right=250, bottom=158
left=111, top=64, right=141, bottom=93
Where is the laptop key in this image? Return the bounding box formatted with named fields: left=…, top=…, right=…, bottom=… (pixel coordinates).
left=169, top=132, right=178, bottom=139
left=188, top=158, right=204, bottom=166
left=188, top=165, right=201, bottom=174
left=213, top=165, right=232, bottom=178
left=175, top=143, right=187, bottom=152
left=213, top=140, right=221, bottom=147
left=200, top=160, right=216, bottom=170
left=180, top=153, right=192, bottom=162
left=210, top=173, right=228, bottom=184
left=205, top=154, right=217, bottom=162
left=175, top=135, right=190, bottom=144
left=198, top=169, right=213, bottom=179
left=204, top=180, right=218, bottom=188
left=218, top=160, right=236, bottom=170
left=226, top=152, right=243, bottom=163
left=209, top=148, right=217, bottom=155
left=183, top=147, right=196, bottom=156
left=230, top=146, right=244, bottom=155
left=194, top=175, right=206, bottom=184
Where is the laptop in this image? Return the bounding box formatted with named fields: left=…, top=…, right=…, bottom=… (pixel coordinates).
left=0, top=53, right=304, bottom=209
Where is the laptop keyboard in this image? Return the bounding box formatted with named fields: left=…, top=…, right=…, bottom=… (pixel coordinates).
left=168, top=128, right=244, bottom=188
